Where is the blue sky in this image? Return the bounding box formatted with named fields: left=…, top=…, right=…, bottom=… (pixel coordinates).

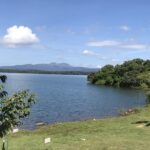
left=0, top=0, right=150, bottom=67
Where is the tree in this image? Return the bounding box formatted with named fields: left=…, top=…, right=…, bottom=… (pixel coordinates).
left=88, top=58, right=150, bottom=87
left=0, top=75, right=36, bottom=149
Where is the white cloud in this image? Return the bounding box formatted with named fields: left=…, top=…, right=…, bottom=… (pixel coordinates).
left=120, top=25, right=130, bottom=31
left=96, top=65, right=102, bottom=68
left=82, top=50, right=97, bottom=56
left=87, top=40, right=148, bottom=50
left=2, top=25, right=39, bottom=47
left=120, top=44, right=146, bottom=49
left=87, top=40, right=120, bottom=47
left=82, top=50, right=107, bottom=60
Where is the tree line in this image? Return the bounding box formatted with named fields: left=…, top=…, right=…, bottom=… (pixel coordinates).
left=0, top=69, right=91, bottom=75
left=88, top=58, right=150, bottom=98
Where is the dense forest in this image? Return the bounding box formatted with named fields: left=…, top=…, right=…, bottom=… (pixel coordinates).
left=88, top=59, right=150, bottom=98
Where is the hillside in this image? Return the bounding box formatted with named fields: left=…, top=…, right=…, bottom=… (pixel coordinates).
left=0, top=63, right=98, bottom=72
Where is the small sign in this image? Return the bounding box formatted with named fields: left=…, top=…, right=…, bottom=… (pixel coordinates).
left=44, top=137, right=51, bottom=144
left=81, top=138, right=86, bottom=141
left=13, top=128, right=19, bottom=133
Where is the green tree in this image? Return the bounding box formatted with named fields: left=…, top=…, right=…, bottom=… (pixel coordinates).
left=88, top=58, right=150, bottom=99
left=0, top=75, right=36, bottom=149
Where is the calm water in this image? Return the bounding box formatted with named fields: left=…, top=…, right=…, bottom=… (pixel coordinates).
left=3, top=73, right=146, bottom=129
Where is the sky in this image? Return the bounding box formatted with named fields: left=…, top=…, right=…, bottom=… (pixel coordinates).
left=0, top=0, right=150, bottom=68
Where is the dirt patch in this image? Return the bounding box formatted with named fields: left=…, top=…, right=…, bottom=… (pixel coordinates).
left=136, top=124, right=145, bottom=128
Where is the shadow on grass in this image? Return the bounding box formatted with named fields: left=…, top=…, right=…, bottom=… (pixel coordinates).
left=132, top=120, right=150, bottom=127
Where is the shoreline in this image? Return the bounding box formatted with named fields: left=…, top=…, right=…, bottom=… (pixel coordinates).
left=22, top=107, right=143, bottom=131
left=0, top=70, right=91, bottom=75
left=1, top=105, right=150, bottom=150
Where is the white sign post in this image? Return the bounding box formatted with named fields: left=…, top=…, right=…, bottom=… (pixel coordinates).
left=44, top=137, right=51, bottom=144
left=13, top=128, right=19, bottom=133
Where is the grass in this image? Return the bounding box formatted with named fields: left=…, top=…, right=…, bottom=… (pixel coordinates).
left=1, top=106, right=150, bottom=150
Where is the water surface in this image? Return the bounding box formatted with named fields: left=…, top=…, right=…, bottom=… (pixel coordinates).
left=4, top=73, right=146, bottom=129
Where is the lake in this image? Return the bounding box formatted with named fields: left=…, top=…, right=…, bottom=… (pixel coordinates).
left=4, top=73, right=146, bottom=129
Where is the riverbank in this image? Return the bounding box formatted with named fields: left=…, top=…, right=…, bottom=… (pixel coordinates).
left=1, top=106, right=150, bottom=150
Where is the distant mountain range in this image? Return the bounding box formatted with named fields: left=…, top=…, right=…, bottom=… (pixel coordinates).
left=0, top=63, right=99, bottom=72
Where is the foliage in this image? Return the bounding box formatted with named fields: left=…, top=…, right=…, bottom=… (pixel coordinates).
left=88, top=58, right=150, bottom=89
left=0, top=75, right=35, bottom=139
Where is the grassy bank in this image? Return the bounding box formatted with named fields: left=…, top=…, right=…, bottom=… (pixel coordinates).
left=1, top=106, right=150, bottom=150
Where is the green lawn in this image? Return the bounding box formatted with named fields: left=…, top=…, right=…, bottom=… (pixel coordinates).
left=1, top=106, right=150, bottom=150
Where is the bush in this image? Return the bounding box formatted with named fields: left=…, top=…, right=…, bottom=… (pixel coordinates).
left=95, top=80, right=106, bottom=85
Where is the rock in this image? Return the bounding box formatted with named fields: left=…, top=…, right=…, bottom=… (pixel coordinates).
left=128, top=109, right=133, bottom=112
left=81, top=138, right=86, bottom=141
left=36, top=122, right=47, bottom=126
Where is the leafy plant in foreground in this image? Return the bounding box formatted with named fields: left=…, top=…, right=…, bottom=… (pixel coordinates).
left=0, top=75, right=36, bottom=149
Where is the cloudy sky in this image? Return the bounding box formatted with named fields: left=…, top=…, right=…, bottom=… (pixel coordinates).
left=0, top=0, right=150, bottom=67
